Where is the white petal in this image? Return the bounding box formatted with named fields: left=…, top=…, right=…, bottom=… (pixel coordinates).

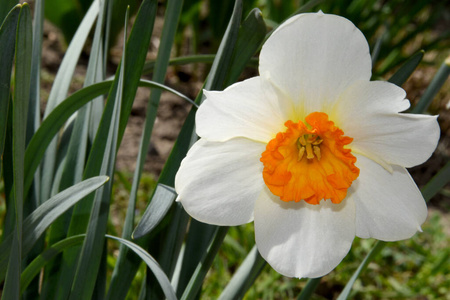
left=331, top=81, right=440, bottom=168
left=254, top=188, right=355, bottom=278
left=175, top=138, right=265, bottom=226
left=196, top=77, right=289, bottom=143
left=351, top=154, right=427, bottom=241
left=259, top=12, right=371, bottom=117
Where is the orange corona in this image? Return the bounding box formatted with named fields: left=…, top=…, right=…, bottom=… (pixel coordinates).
left=260, top=112, right=360, bottom=205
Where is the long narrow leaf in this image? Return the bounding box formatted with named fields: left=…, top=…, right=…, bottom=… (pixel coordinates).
left=180, top=226, right=229, bottom=300
left=106, top=235, right=178, bottom=300
left=40, top=2, right=108, bottom=297
left=2, top=5, right=32, bottom=299
left=0, top=4, right=20, bottom=170
left=218, top=245, right=266, bottom=300
left=24, top=79, right=192, bottom=199
left=388, top=50, right=424, bottom=86
left=133, top=184, right=177, bottom=239
left=0, top=0, right=18, bottom=25
left=0, top=176, right=109, bottom=281
left=108, top=1, right=183, bottom=297
left=224, top=7, right=266, bottom=86
left=39, top=0, right=100, bottom=204
left=20, top=234, right=177, bottom=300
left=336, top=241, right=386, bottom=300
left=412, top=56, right=450, bottom=113
left=68, top=9, right=128, bottom=299
left=297, top=278, right=322, bottom=300
left=206, top=0, right=242, bottom=91
left=20, top=235, right=86, bottom=293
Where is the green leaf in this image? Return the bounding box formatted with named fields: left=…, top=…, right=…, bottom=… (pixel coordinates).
left=132, top=184, right=177, bottom=239
left=0, top=176, right=109, bottom=281
left=20, top=234, right=177, bottom=300
left=68, top=8, right=129, bottom=299
left=44, top=0, right=85, bottom=43
left=224, top=7, right=266, bottom=86
left=0, top=4, right=20, bottom=171
left=218, top=245, right=266, bottom=300
left=336, top=241, right=386, bottom=300
left=421, top=161, right=450, bottom=202
left=176, top=219, right=217, bottom=297
left=142, top=54, right=216, bottom=75
left=40, top=2, right=109, bottom=298
left=2, top=4, right=32, bottom=299
left=20, top=235, right=86, bottom=293
left=106, top=235, right=177, bottom=300
left=388, top=50, right=424, bottom=87
left=108, top=0, right=184, bottom=296
left=206, top=0, right=242, bottom=91
left=412, top=57, right=450, bottom=113
left=40, top=0, right=99, bottom=207
left=297, top=278, right=322, bottom=300
left=0, top=0, right=18, bottom=25
left=116, top=0, right=158, bottom=144
left=180, top=226, right=229, bottom=300
left=24, top=81, right=109, bottom=198
left=23, top=79, right=191, bottom=200
left=26, top=0, right=44, bottom=145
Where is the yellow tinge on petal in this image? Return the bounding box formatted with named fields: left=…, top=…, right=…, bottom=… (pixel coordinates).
left=260, top=112, right=360, bottom=205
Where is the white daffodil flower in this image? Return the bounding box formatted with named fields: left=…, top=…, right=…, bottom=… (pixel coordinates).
left=175, top=12, right=440, bottom=278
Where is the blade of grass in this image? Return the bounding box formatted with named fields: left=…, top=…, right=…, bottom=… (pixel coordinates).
left=20, top=235, right=86, bottom=293
left=23, top=78, right=192, bottom=200
left=224, top=7, right=266, bottom=87
left=1, top=105, right=14, bottom=240
left=26, top=0, right=44, bottom=147
left=21, top=234, right=178, bottom=300
left=297, top=278, right=322, bottom=300
left=0, top=0, right=18, bottom=25
left=336, top=241, right=386, bottom=300
left=106, top=235, right=178, bottom=300
left=142, top=54, right=215, bottom=75
left=40, top=1, right=108, bottom=297
left=67, top=9, right=129, bottom=299
left=218, top=245, right=266, bottom=300
left=0, top=176, right=108, bottom=281
left=387, top=50, right=424, bottom=87
left=412, top=56, right=450, bottom=114
left=108, top=1, right=183, bottom=297
left=39, top=0, right=100, bottom=206
left=0, top=4, right=20, bottom=171
left=421, top=161, right=450, bottom=203
left=132, top=184, right=177, bottom=239
left=2, top=5, right=32, bottom=299
left=180, top=226, right=229, bottom=300
left=206, top=0, right=242, bottom=91
left=20, top=2, right=44, bottom=298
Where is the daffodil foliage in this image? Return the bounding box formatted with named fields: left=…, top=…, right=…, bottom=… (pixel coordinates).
left=175, top=12, right=440, bottom=278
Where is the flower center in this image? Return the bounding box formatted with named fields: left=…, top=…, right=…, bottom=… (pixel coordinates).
left=260, top=112, right=360, bottom=205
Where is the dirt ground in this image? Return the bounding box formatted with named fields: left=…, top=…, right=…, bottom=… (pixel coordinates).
left=40, top=15, right=450, bottom=209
